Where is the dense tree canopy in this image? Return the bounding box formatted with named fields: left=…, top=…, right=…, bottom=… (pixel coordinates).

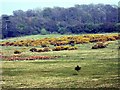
left=1, top=4, right=120, bottom=38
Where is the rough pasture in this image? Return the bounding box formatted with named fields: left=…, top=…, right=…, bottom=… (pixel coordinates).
left=1, top=34, right=119, bottom=89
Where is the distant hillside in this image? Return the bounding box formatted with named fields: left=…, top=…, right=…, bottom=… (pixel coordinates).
left=1, top=4, right=120, bottom=39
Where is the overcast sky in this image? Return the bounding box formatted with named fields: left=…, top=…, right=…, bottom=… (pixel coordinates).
left=0, top=0, right=120, bottom=15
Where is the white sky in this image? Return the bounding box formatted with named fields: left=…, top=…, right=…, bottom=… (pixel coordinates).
left=0, top=0, right=120, bottom=15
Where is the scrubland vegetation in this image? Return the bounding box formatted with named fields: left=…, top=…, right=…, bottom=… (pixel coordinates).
left=0, top=33, right=119, bottom=89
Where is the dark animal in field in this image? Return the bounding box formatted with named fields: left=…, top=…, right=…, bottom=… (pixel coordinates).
left=75, top=65, right=81, bottom=72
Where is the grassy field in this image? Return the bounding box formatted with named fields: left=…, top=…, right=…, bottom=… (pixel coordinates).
left=1, top=34, right=120, bottom=89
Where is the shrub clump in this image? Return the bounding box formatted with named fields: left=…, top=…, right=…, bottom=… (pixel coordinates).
left=41, top=44, right=48, bottom=47
left=69, top=40, right=75, bottom=46
left=52, top=46, right=78, bottom=51
left=37, top=48, right=43, bottom=52
left=30, top=48, right=37, bottom=52
left=43, top=47, right=51, bottom=52
left=52, top=46, right=62, bottom=51
left=14, top=50, right=21, bottom=54
left=92, top=42, right=108, bottom=49
left=68, top=46, right=78, bottom=50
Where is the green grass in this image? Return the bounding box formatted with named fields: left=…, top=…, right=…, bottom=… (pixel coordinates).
left=2, top=60, right=119, bottom=88
left=1, top=35, right=119, bottom=89
left=1, top=34, right=73, bottom=42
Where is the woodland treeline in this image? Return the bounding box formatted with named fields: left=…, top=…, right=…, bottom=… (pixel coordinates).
left=1, top=4, right=120, bottom=38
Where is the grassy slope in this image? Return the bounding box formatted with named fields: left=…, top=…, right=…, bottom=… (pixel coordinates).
left=1, top=33, right=118, bottom=42
left=1, top=34, right=71, bottom=42
left=1, top=34, right=119, bottom=88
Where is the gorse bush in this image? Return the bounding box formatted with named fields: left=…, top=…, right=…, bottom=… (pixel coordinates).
left=52, top=46, right=78, bottom=51
left=43, top=47, right=51, bottom=52
left=30, top=47, right=51, bottom=52
left=0, top=34, right=119, bottom=47
left=92, top=42, right=109, bottom=49
left=37, top=48, right=44, bottom=52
